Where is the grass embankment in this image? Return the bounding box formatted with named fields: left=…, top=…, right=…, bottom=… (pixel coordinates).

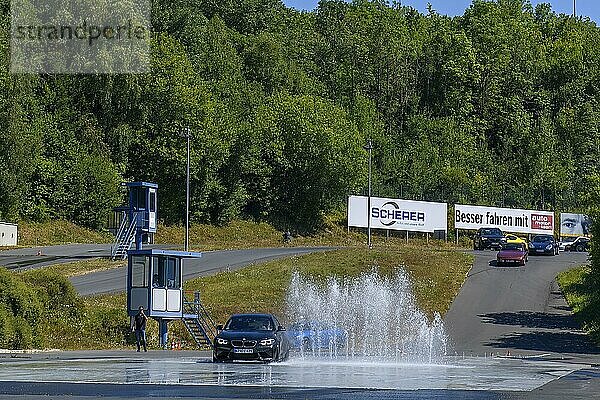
left=155, top=218, right=363, bottom=250
left=557, top=266, right=600, bottom=345
left=17, top=220, right=113, bottom=247
left=8, top=217, right=469, bottom=252
left=156, top=218, right=469, bottom=251
left=185, top=246, right=472, bottom=322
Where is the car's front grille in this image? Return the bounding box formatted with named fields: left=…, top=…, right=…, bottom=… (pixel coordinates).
left=231, top=340, right=257, bottom=348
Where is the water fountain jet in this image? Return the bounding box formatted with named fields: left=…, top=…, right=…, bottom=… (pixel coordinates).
left=285, top=269, right=447, bottom=363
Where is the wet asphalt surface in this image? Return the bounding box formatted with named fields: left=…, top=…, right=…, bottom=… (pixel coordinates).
left=0, top=349, right=598, bottom=400
left=1, top=247, right=599, bottom=399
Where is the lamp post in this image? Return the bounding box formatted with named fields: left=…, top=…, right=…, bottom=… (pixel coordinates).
left=363, top=139, right=373, bottom=249
left=182, top=126, right=191, bottom=252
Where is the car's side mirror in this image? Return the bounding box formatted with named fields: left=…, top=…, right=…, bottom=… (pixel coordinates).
left=277, top=325, right=286, bottom=332
left=217, top=324, right=223, bottom=331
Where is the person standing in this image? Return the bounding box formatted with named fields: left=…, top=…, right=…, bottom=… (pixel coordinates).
left=132, top=306, right=148, bottom=352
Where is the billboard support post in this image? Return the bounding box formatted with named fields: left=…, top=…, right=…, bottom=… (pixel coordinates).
left=363, top=139, right=373, bottom=249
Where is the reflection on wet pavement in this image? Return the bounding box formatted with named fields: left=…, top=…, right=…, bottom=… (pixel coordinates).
left=0, top=355, right=585, bottom=392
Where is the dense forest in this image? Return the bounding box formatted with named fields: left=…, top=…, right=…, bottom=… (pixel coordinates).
left=1, top=0, right=599, bottom=232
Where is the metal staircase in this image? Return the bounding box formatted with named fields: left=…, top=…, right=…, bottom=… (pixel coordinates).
left=182, top=291, right=218, bottom=349
left=110, top=212, right=137, bottom=260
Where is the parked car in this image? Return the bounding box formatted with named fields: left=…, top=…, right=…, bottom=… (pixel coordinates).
left=565, top=237, right=591, bottom=252
left=505, top=234, right=529, bottom=250
left=529, top=235, right=559, bottom=255
left=559, top=236, right=578, bottom=252
left=473, top=228, right=506, bottom=250
left=213, top=313, right=291, bottom=363
left=287, top=320, right=347, bottom=351
left=496, top=243, right=528, bottom=266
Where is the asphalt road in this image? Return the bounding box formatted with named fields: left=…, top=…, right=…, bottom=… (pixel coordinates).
left=0, top=244, right=335, bottom=295
left=444, top=250, right=596, bottom=358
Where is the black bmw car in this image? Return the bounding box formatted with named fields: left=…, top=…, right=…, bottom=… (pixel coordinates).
left=213, top=313, right=291, bottom=363
left=473, top=228, right=506, bottom=250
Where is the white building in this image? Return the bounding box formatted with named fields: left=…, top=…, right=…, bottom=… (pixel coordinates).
left=0, top=222, right=17, bottom=246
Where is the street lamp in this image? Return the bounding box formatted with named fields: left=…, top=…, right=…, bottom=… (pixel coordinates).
left=182, top=126, right=191, bottom=252
left=363, top=139, right=373, bottom=249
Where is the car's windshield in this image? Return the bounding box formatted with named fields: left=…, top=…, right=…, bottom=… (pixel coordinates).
left=225, top=315, right=273, bottom=331
left=502, top=243, right=524, bottom=251
left=533, top=235, right=552, bottom=242
left=481, top=228, right=502, bottom=235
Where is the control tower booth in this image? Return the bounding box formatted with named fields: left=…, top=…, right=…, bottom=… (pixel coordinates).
left=127, top=249, right=201, bottom=319
left=126, top=181, right=158, bottom=236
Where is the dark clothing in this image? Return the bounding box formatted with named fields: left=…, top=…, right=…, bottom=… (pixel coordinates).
left=133, top=311, right=148, bottom=352
left=134, top=312, right=147, bottom=331
left=135, top=330, right=147, bottom=352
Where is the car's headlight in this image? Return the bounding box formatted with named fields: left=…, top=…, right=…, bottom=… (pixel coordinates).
left=545, top=244, right=553, bottom=250
left=216, top=338, right=228, bottom=345
left=259, top=338, right=275, bottom=346
left=481, top=237, right=489, bottom=241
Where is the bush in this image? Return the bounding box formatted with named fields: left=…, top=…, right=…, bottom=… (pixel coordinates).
left=22, top=269, right=81, bottom=320
left=84, top=307, right=131, bottom=348
left=12, top=317, right=35, bottom=349
left=0, top=268, right=80, bottom=349
left=0, top=307, right=15, bottom=348
left=0, top=269, right=43, bottom=326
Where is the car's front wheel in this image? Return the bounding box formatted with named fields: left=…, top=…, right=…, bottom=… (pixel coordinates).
left=576, top=244, right=585, bottom=252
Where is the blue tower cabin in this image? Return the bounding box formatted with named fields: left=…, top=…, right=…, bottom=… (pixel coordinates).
left=127, top=182, right=158, bottom=246
left=111, top=182, right=158, bottom=260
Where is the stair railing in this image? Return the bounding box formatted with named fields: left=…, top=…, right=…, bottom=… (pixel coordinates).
left=182, top=291, right=218, bottom=348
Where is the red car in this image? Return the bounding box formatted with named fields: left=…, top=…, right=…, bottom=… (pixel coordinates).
left=496, top=243, right=528, bottom=266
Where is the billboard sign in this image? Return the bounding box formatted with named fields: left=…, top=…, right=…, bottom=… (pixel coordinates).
left=560, top=213, right=591, bottom=237
left=348, top=196, right=447, bottom=233
left=455, top=204, right=554, bottom=235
